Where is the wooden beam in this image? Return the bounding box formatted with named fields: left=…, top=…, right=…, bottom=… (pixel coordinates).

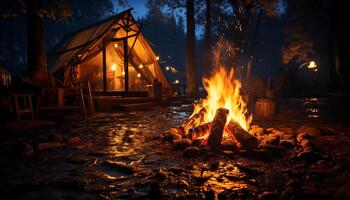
left=102, top=46, right=107, bottom=93
left=124, top=38, right=129, bottom=93
left=111, top=33, right=138, bottom=42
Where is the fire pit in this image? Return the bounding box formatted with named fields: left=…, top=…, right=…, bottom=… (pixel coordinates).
left=167, top=67, right=260, bottom=154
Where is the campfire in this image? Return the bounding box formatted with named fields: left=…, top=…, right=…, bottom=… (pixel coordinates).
left=169, top=67, right=258, bottom=151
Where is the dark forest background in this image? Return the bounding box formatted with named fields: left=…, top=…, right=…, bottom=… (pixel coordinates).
left=0, top=0, right=349, bottom=96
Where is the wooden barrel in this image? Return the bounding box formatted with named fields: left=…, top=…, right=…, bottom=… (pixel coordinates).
left=255, top=98, right=276, bottom=118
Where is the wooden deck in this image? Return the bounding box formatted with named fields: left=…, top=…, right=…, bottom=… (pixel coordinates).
left=94, top=96, right=154, bottom=112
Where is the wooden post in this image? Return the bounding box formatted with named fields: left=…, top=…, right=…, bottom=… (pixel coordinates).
left=87, top=80, right=94, bottom=114
left=57, top=88, right=64, bottom=108
left=124, top=38, right=129, bottom=93
left=102, top=46, right=107, bottom=94
left=78, top=88, right=87, bottom=119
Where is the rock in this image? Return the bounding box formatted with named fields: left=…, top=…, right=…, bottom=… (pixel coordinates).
left=303, top=146, right=313, bottom=152
left=297, top=132, right=313, bottom=143
left=166, top=132, right=182, bottom=142
left=68, top=136, right=81, bottom=144
left=183, top=146, right=200, bottom=158
left=281, top=187, right=294, bottom=200
left=285, top=179, right=299, bottom=187
left=282, top=134, right=295, bottom=140
left=266, top=127, right=276, bottom=133
left=23, top=142, right=34, bottom=155
left=297, top=126, right=321, bottom=137
left=239, top=149, right=273, bottom=161
left=251, top=125, right=260, bottom=129
left=265, top=134, right=280, bottom=145
left=172, top=139, right=192, bottom=150
left=15, top=141, right=34, bottom=156
left=259, top=191, right=279, bottom=200
left=258, top=144, right=287, bottom=157
left=50, top=132, right=63, bottom=142
left=329, top=164, right=345, bottom=174
left=274, top=131, right=286, bottom=137
left=320, top=127, right=337, bottom=135
left=279, top=139, right=295, bottom=149
left=279, top=127, right=294, bottom=134
left=255, top=128, right=266, bottom=136
left=192, top=138, right=204, bottom=146
left=250, top=126, right=266, bottom=136
left=297, top=150, right=321, bottom=163
left=300, top=139, right=313, bottom=149
left=335, top=183, right=350, bottom=200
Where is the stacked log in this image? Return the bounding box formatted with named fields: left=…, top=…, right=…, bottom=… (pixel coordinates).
left=225, top=120, right=258, bottom=149
left=181, top=108, right=207, bottom=135
left=189, top=122, right=211, bottom=139
left=207, top=108, right=229, bottom=148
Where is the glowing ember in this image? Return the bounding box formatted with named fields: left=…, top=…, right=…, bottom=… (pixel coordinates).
left=188, top=67, right=252, bottom=135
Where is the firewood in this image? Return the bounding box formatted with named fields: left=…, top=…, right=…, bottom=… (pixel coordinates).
left=207, top=108, right=229, bottom=148
left=181, top=107, right=207, bottom=135
left=169, top=127, right=185, bottom=137
left=225, top=120, right=258, bottom=149
left=189, top=122, right=212, bottom=139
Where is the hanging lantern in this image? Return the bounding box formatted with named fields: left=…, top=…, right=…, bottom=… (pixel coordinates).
left=0, top=67, right=11, bottom=88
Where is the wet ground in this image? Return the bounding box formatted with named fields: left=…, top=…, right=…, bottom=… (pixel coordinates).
left=0, top=100, right=350, bottom=199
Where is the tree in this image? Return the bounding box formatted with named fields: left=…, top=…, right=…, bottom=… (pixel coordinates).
left=202, top=0, right=211, bottom=75
left=26, top=0, right=71, bottom=74
left=185, top=0, right=198, bottom=96
left=139, top=6, right=186, bottom=82
left=0, top=0, right=71, bottom=74
left=146, top=0, right=198, bottom=96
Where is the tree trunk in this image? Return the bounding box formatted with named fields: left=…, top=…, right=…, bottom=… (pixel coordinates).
left=27, top=0, right=47, bottom=74
left=186, top=0, right=198, bottom=97
left=203, top=0, right=211, bottom=75
left=328, top=0, right=350, bottom=93
left=245, top=10, right=262, bottom=82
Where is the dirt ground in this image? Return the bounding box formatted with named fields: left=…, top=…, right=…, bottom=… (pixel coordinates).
left=0, top=104, right=350, bottom=199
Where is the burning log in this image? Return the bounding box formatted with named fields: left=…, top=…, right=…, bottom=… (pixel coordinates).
left=225, top=120, right=258, bottom=149
left=207, top=108, right=229, bottom=148
left=189, top=122, right=211, bottom=140
left=181, top=108, right=207, bottom=135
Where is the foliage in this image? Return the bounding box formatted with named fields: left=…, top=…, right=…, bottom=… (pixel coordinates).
left=0, top=0, right=72, bottom=21
left=281, top=0, right=329, bottom=65
left=139, top=6, right=186, bottom=81
left=281, top=29, right=315, bottom=64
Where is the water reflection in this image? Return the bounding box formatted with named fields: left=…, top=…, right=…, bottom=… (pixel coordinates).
left=303, top=97, right=327, bottom=119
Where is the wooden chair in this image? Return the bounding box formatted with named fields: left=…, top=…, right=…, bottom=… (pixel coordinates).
left=10, top=93, right=34, bottom=120
left=32, top=71, right=88, bottom=119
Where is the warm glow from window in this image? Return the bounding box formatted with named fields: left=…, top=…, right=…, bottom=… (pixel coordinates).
left=111, top=64, right=116, bottom=71
left=137, top=73, right=141, bottom=78
left=114, top=43, right=118, bottom=48
left=139, top=64, right=143, bottom=69
left=122, top=71, right=125, bottom=76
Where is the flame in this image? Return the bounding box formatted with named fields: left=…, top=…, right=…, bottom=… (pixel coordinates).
left=183, top=39, right=252, bottom=139
left=190, top=67, right=252, bottom=131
